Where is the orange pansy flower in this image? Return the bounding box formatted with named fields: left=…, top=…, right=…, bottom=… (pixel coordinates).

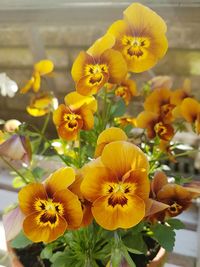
left=107, top=3, right=168, bottom=73
left=21, top=60, right=54, bottom=94
left=115, top=78, right=137, bottom=105
left=53, top=92, right=97, bottom=141
left=81, top=141, right=150, bottom=230
left=71, top=34, right=127, bottom=96
left=180, top=97, right=200, bottom=134
left=18, top=167, right=83, bottom=243
left=136, top=111, right=174, bottom=141
left=150, top=171, right=200, bottom=221
left=27, top=92, right=58, bottom=117
left=94, top=127, right=128, bottom=158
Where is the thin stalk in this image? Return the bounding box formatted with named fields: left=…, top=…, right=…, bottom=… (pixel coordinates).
left=28, top=123, right=70, bottom=165
left=0, top=155, right=29, bottom=184
left=35, top=112, right=50, bottom=154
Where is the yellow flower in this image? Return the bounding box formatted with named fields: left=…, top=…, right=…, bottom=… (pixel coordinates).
left=71, top=34, right=127, bottom=96
left=53, top=92, right=97, bottom=141
left=18, top=167, right=83, bottom=243
left=115, top=78, right=137, bottom=105
left=27, top=92, right=58, bottom=117
left=20, top=60, right=54, bottom=94
left=107, top=3, right=168, bottom=73
left=94, top=127, right=128, bottom=158
left=81, top=141, right=150, bottom=230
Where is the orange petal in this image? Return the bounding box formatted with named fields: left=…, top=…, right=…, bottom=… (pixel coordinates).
left=145, top=198, right=169, bottom=217
left=124, top=169, right=150, bottom=200
left=18, top=183, right=47, bottom=215
left=34, top=60, right=54, bottom=75
left=53, top=104, right=70, bottom=126
left=53, top=189, right=83, bottom=229
left=79, top=107, right=94, bottom=130
left=95, top=127, right=128, bottom=158
left=81, top=158, right=117, bottom=202
left=101, top=141, right=149, bottom=178
left=57, top=122, right=80, bottom=141
left=92, top=194, right=145, bottom=230
left=64, top=92, right=97, bottom=113
left=45, top=167, right=75, bottom=197
left=136, top=111, right=158, bottom=139
left=181, top=97, right=200, bottom=122
left=151, top=171, right=168, bottom=197
left=76, top=73, right=109, bottom=96
left=23, top=212, right=67, bottom=243
left=157, top=184, right=191, bottom=201
left=87, top=33, right=115, bottom=57
left=71, top=51, right=93, bottom=82
left=123, top=3, right=167, bottom=34
left=101, top=49, right=127, bottom=84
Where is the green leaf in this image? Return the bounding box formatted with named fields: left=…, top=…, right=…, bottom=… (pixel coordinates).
left=122, top=245, right=136, bottom=267
left=151, top=224, right=175, bottom=252
left=110, top=99, right=126, bottom=117
left=11, top=231, right=32, bottom=249
left=123, top=233, right=147, bottom=254
left=32, top=167, right=46, bottom=180
left=166, top=219, right=185, bottom=230
left=40, top=245, right=54, bottom=259
left=111, top=248, right=122, bottom=267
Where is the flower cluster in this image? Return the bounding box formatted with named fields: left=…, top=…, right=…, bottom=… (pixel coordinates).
left=1, top=3, right=200, bottom=267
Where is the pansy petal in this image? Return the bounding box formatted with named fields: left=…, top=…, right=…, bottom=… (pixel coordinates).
left=64, top=92, right=97, bottom=113
left=181, top=98, right=199, bottom=122
left=53, top=104, right=70, bottom=126
left=53, top=189, right=83, bottom=229
left=157, top=184, right=191, bottom=201
left=18, top=183, right=47, bottom=215
left=101, top=49, right=127, bottom=84
left=87, top=34, right=115, bottom=57
left=145, top=198, right=169, bottom=217
left=20, top=78, right=34, bottom=94
left=34, top=60, right=54, bottom=75
left=45, top=167, right=75, bottom=197
left=123, top=3, right=167, bottom=34
left=23, top=212, right=67, bottom=243
left=32, top=72, right=41, bottom=93
left=151, top=171, right=168, bottom=197
left=80, top=107, right=94, bottom=130
left=81, top=158, right=117, bottom=202
left=101, top=141, right=149, bottom=178
left=76, top=73, right=109, bottom=96
left=92, top=194, right=145, bottom=230
left=95, top=127, right=128, bottom=157
left=71, top=51, right=93, bottom=82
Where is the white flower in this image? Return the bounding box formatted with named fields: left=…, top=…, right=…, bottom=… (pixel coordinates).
left=0, top=72, right=18, bottom=97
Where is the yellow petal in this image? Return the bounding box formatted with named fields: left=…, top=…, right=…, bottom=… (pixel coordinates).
left=101, top=49, right=127, bottom=84
left=87, top=33, right=115, bottom=57
left=79, top=107, right=94, bottom=130
left=95, top=127, right=128, bottom=157
left=34, top=60, right=54, bottom=75
left=53, top=104, right=69, bottom=126
left=23, top=212, right=67, bottom=243
left=71, top=51, right=92, bottom=82
left=32, top=72, right=41, bottom=93
left=18, top=183, right=47, bottom=215
left=20, top=78, right=34, bottom=94
left=45, top=167, right=75, bottom=197
left=92, top=194, right=145, bottom=230
left=64, top=91, right=97, bottom=113
left=101, top=141, right=149, bottom=178
left=53, top=189, right=83, bottom=229
left=181, top=98, right=200, bottom=122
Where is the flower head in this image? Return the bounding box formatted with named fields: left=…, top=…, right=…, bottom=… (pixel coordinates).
left=27, top=92, right=58, bottom=117
left=18, top=167, right=83, bottom=243
left=20, top=60, right=54, bottom=94
left=115, top=78, right=137, bottom=105
left=107, top=3, right=168, bottom=72
left=53, top=92, right=97, bottom=141
left=81, top=140, right=150, bottom=230
left=0, top=134, right=31, bottom=164
left=71, top=34, right=127, bottom=95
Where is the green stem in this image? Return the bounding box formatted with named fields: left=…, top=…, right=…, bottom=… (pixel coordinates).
left=28, top=123, right=70, bottom=166
left=35, top=112, right=50, bottom=154
left=0, top=155, right=29, bottom=184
